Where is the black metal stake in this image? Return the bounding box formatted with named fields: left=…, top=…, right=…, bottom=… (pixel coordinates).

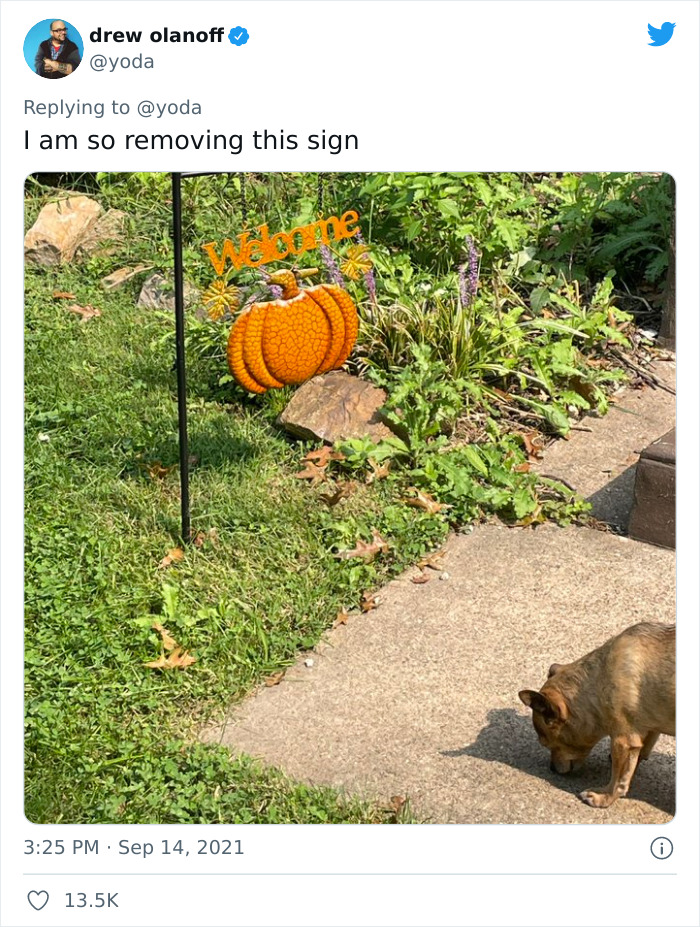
left=171, top=172, right=191, bottom=542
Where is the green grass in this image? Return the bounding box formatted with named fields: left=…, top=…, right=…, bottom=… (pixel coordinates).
left=25, top=266, right=435, bottom=823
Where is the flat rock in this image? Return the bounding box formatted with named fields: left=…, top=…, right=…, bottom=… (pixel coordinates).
left=101, top=264, right=152, bottom=290
left=278, top=370, right=396, bottom=444
left=137, top=272, right=199, bottom=310
left=24, top=196, right=102, bottom=266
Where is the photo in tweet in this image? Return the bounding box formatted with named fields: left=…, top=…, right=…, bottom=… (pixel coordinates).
left=24, top=171, right=675, bottom=826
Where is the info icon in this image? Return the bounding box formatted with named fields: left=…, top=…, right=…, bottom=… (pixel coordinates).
left=650, top=836, right=673, bottom=859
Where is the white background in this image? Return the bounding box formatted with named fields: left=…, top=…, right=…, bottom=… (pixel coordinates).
left=1, top=2, right=698, bottom=925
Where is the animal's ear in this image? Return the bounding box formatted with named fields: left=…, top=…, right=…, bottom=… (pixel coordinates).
left=519, top=690, right=547, bottom=712
left=548, top=663, right=563, bottom=678
left=519, top=688, right=569, bottom=722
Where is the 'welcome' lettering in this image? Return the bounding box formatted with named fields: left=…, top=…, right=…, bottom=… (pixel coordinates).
left=203, top=211, right=360, bottom=274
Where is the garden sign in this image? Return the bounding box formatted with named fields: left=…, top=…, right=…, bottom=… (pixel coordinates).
left=171, top=173, right=362, bottom=541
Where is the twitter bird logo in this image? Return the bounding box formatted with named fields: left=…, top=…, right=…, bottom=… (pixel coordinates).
left=648, top=22, right=676, bottom=46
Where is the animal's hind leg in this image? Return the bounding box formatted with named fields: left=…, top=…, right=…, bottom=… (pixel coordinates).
left=640, top=731, right=660, bottom=761
left=579, top=735, right=642, bottom=808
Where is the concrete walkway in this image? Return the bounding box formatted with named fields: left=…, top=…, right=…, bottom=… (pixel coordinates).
left=205, top=360, right=676, bottom=824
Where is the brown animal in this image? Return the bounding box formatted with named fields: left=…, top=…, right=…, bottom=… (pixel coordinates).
left=519, top=623, right=675, bottom=808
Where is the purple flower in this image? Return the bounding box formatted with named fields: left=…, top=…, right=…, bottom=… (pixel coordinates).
left=319, top=244, right=344, bottom=286
left=459, top=235, right=479, bottom=308
left=354, top=229, right=378, bottom=306
left=268, top=284, right=283, bottom=300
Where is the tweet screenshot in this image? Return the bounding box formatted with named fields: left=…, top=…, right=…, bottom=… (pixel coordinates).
left=1, top=1, right=698, bottom=925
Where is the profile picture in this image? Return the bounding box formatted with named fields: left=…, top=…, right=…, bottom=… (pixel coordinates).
left=24, top=18, right=83, bottom=79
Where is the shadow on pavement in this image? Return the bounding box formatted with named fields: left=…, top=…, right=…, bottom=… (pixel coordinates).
left=443, top=708, right=675, bottom=816
left=587, top=462, right=637, bottom=531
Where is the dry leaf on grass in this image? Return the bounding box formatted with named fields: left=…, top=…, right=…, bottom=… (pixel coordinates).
left=366, top=458, right=391, bottom=483
left=145, top=621, right=196, bottom=670
left=66, top=304, right=101, bottom=322
left=264, top=671, right=285, bottom=687
left=388, top=795, right=408, bottom=816
left=492, top=387, right=513, bottom=401
left=403, top=490, right=446, bottom=514
left=191, top=527, right=219, bottom=548
left=147, top=461, right=176, bottom=481
left=319, top=482, right=357, bottom=507
left=52, top=290, right=76, bottom=300
left=294, top=463, right=327, bottom=483
left=151, top=621, right=178, bottom=651
left=159, top=547, right=184, bottom=569
left=513, top=462, right=531, bottom=473
left=303, top=446, right=345, bottom=468
left=145, top=647, right=196, bottom=670
left=334, top=529, right=389, bottom=562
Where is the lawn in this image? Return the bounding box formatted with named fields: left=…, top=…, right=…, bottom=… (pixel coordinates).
left=24, top=171, right=672, bottom=823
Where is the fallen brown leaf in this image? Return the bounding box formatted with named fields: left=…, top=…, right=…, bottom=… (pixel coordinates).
left=418, top=550, right=446, bottom=571
left=145, top=646, right=196, bottom=670
left=335, top=529, right=389, bottom=562
left=403, top=490, right=446, bottom=514
left=303, top=446, right=345, bottom=469
left=333, top=608, right=350, bottom=627
left=366, top=458, right=391, bottom=483
left=513, top=461, right=531, bottom=473
left=492, top=387, right=513, bottom=401
left=159, top=547, right=184, bottom=569
left=147, top=461, right=176, bottom=481
left=52, top=290, right=76, bottom=300
left=264, top=671, right=285, bottom=687
left=411, top=572, right=431, bottom=584
left=66, top=303, right=101, bottom=322
left=360, top=592, right=380, bottom=612
left=389, top=795, right=408, bottom=816
left=569, top=376, right=598, bottom=405
left=151, top=621, right=178, bottom=652
left=191, top=527, right=218, bottom=548
left=294, top=463, right=327, bottom=482
left=521, top=431, right=545, bottom=461
left=145, top=621, right=196, bottom=670
left=319, top=482, right=357, bottom=507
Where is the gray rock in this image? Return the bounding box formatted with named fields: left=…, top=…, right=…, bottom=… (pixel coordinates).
left=75, top=209, right=127, bottom=259
left=278, top=370, right=396, bottom=444
left=24, top=196, right=102, bottom=266
left=137, top=272, right=199, bottom=311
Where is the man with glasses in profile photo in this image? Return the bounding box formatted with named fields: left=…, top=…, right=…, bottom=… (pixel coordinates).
left=34, top=21, right=81, bottom=78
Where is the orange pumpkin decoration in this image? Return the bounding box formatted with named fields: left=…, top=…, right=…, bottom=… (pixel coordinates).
left=227, top=270, right=359, bottom=394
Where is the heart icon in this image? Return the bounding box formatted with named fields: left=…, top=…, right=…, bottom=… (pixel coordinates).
left=27, top=891, right=49, bottom=911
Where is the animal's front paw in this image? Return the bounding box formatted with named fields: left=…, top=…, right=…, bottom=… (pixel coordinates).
left=579, top=789, right=615, bottom=808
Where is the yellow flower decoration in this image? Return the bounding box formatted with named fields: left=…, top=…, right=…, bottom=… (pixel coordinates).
left=340, top=244, right=373, bottom=281
left=202, top=280, right=241, bottom=321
